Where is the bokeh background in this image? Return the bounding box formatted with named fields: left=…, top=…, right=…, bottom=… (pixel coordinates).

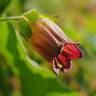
left=0, top=0, right=96, bottom=96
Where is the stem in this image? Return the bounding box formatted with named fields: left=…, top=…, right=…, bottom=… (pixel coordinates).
left=0, top=16, right=22, bottom=22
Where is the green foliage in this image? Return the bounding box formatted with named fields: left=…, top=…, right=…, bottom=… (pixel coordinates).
left=22, top=9, right=40, bottom=22
left=0, top=0, right=10, bottom=15
left=0, top=17, right=79, bottom=96
left=0, top=0, right=96, bottom=96
left=19, top=19, right=31, bottom=39
left=0, top=4, right=78, bottom=96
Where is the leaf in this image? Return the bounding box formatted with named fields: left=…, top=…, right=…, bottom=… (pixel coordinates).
left=47, top=92, right=79, bottom=96
left=0, top=21, right=79, bottom=96
left=0, top=55, right=11, bottom=96
left=0, top=0, right=11, bottom=15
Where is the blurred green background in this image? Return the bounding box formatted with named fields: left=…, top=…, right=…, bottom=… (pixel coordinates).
left=0, top=0, right=96, bottom=96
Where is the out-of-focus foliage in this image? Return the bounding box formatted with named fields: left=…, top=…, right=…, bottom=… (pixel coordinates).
left=0, top=0, right=10, bottom=15
left=0, top=0, right=96, bottom=96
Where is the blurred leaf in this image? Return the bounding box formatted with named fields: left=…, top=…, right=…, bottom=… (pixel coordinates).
left=47, top=92, right=79, bottom=96
left=0, top=55, right=10, bottom=96
left=0, top=20, right=78, bottom=96
left=86, top=18, right=96, bottom=33
left=0, top=0, right=11, bottom=15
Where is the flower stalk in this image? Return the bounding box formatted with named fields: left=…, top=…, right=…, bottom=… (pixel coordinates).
left=0, top=16, right=21, bottom=21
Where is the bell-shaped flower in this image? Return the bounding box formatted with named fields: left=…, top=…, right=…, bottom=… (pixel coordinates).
left=29, top=18, right=83, bottom=74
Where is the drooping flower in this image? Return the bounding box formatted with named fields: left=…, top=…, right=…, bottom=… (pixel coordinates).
left=29, top=18, right=83, bottom=74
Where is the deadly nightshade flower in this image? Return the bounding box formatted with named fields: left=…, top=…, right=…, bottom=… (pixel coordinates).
left=0, top=9, right=83, bottom=74
left=29, top=18, right=83, bottom=74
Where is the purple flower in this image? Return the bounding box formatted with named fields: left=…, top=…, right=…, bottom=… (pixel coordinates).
left=29, top=18, right=83, bottom=74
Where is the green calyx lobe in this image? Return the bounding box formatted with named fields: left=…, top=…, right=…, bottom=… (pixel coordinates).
left=19, top=19, right=31, bottom=39
left=22, top=9, right=40, bottom=23
left=20, top=9, right=40, bottom=39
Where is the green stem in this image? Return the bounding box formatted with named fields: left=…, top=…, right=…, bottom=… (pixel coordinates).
left=0, top=16, right=22, bottom=22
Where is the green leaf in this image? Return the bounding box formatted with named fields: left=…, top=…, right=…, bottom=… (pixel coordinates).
left=0, top=55, right=11, bottom=96
left=0, top=0, right=11, bottom=15
left=0, top=21, right=79, bottom=96
left=47, top=92, right=79, bottom=96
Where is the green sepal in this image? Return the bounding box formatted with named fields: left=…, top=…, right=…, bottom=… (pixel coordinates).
left=22, top=9, right=40, bottom=23
left=19, top=19, right=31, bottom=39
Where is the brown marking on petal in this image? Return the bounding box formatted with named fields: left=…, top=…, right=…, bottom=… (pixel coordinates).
left=32, top=33, right=57, bottom=55
left=31, top=39, right=57, bottom=61
left=40, top=18, right=74, bottom=43
left=40, top=20, right=64, bottom=43
left=29, top=21, right=63, bottom=61
left=33, top=43, right=52, bottom=60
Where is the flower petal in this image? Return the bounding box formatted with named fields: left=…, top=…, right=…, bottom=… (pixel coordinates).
left=30, top=21, right=62, bottom=61
left=57, top=53, right=71, bottom=69
left=62, top=43, right=83, bottom=59
left=41, top=18, right=73, bottom=43
left=52, top=59, right=60, bottom=75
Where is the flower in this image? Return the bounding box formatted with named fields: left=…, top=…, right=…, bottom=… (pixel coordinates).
left=29, top=18, right=83, bottom=74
